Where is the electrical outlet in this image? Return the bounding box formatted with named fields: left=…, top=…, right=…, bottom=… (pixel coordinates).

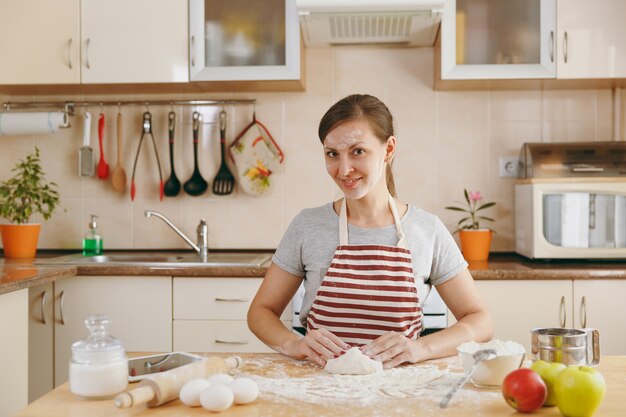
left=499, top=157, right=519, bottom=178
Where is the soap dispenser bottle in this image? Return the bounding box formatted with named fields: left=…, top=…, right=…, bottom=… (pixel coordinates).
left=83, top=215, right=103, bottom=256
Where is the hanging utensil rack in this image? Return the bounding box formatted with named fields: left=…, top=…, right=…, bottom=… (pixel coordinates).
left=2, top=98, right=256, bottom=116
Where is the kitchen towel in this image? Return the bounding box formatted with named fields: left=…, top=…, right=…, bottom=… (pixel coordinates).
left=561, top=193, right=590, bottom=248
left=615, top=195, right=626, bottom=248
left=0, top=111, right=69, bottom=136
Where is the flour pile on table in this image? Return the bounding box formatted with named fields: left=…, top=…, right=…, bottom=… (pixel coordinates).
left=235, top=357, right=500, bottom=408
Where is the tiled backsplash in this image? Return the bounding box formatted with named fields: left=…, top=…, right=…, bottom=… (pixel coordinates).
left=0, top=47, right=621, bottom=252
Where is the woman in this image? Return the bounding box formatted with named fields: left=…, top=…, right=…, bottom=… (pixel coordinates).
left=248, top=94, right=493, bottom=369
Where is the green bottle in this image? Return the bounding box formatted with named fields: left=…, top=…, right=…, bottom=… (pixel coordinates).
left=83, top=214, right=103, bottom=256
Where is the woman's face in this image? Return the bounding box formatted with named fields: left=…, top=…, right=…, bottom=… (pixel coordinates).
left=323, top=119, right=394, bottom=200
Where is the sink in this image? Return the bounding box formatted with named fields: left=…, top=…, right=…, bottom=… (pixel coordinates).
left=36, top=252, right=273, bottom=268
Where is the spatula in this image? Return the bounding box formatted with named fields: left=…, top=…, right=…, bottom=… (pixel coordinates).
left=111, top=112, right=127, bottom=192
left=212, top=110, right=235, bottom=195
left=96, top=112, right=109, bottom=180
left=78, top=111, right=94, bottom=176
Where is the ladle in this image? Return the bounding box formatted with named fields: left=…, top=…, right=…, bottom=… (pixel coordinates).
left=440, top=348, right=497, bottom=408
left=183, top=112, right=208, bottom=196
left=163, top=111, right=181, bottom=196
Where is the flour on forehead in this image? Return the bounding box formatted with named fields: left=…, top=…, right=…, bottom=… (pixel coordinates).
left=324, top=347, right=383, bottom=375
left=325, top=130, right=364, bottom=150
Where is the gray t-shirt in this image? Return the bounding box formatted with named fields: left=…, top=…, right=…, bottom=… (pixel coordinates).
left=272, top=203, right=468, bottom=327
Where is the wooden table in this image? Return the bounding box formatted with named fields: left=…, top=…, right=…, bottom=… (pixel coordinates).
left=14, top=354, right=626, bottom=417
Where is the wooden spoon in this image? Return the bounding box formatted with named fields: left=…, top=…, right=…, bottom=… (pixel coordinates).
left=111, top=112, right=127, bottom=192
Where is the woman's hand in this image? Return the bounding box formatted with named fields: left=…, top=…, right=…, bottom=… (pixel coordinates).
left=282, top=328, right=351, bottom=367
left=361, top=331, right=426, bottom=369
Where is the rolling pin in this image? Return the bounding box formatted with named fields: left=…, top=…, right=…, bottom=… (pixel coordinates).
left=115, top=355, right=241, bottom=408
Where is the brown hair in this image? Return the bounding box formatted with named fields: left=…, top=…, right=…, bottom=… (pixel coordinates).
left=318, top=94, right=397, bottom=197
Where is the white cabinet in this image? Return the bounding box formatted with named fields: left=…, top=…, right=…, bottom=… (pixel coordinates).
left=555, top=0, right=626, bottom=79
left=572, top=280, right=626, bottom=355
left=53, top=275, right=172, bottom=386
left=474, top=280, right=572, bottom=353
left=0, top=289, right=28, bottom=417
left=189, top=0, right=300, bottom=81
left=0, top=0, right=80, bottom=84
left=173, top=277, right=291, bottom=353
left=28, top=283, right=54, bottom=403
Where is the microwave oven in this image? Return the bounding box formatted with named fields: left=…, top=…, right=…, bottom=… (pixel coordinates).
left=515, top=180, right=626, bottom=259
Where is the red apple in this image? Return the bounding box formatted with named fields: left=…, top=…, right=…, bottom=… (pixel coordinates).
left=502, top=368, right=548, bottom=413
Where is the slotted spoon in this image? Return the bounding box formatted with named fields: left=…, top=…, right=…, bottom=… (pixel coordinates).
left=212, top=110, right=235, bottom=195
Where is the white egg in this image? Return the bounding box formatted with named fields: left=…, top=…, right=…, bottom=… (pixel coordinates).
left=199, top=385, right=234, bottom=412
left=207, top=373, right=234, bottom=385
left=179, top=378, right=211, bottom=407
left=230, top=377, right=259, bottom=404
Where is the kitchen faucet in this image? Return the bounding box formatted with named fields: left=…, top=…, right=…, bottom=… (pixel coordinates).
left=144, top=210, right=208, bottom=261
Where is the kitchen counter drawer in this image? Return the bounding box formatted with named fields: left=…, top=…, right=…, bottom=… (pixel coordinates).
left=173, top=320, right=290, bottom=353
left=173, top=277, right=291, bottom=320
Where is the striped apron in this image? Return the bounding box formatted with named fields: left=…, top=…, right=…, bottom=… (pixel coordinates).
left=306, top=195, right=423, bottom=347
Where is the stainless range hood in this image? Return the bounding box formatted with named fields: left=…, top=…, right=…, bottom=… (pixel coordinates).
left=296, top=0, right=445, bottom=47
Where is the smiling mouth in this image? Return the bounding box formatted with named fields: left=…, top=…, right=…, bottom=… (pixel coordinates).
left=339, top=178, right=361, bottom=187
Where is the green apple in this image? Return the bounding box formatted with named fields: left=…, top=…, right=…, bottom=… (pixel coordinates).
left=530, top=359, right=566, bottom=406
left=554, top=366, right=606, bottom=417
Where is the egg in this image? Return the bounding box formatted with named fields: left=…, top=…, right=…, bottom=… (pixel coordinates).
left=230, top=377, right=259, bottom=404
left=207, top=373, right=234, bottom=385
left=179, top=378, right=211, bottom=407
left=199, top=384, right=234, bottom=412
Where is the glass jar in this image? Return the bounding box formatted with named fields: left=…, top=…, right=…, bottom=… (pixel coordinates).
left=69, top=314, right=128, bottom=399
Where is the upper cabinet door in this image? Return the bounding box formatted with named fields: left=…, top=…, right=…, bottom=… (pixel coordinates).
left=189, top=0, right=300, bottom=81
left=80, top=0, right=188, bottom=84
left=441, top=0, right=556, bottom=80
left=0, top=0, right=80, bottom=84
left=556, top=0, right=626, bottom=79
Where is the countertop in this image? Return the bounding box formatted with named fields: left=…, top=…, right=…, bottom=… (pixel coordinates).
left=2, top=252, right=626, bottom=296
left=13, top=353, right=626, bottom=417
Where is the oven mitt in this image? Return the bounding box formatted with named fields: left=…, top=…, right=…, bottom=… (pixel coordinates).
left=228, top=118, right=284, bottom=196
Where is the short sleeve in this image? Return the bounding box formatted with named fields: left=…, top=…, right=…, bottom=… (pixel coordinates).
left=429, top=217, right=468, bottom=285
left=271, top=212, right=306, bottom=277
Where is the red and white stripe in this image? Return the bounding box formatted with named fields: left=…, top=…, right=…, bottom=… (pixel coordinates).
left=307, top=244, right=423, bottom=346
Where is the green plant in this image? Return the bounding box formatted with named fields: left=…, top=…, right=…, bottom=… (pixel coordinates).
left=0, top=147, right=60, bottom=224
left=445, top=189, right=496, bottom=232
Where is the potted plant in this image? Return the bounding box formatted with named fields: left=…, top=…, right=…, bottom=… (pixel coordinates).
left=445, top=189, right=496, bottom=261
left=0, top=147, right=60, bottom=258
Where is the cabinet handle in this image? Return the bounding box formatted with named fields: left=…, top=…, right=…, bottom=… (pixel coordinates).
left=59, top=290, right=66, bottom=325
left=40, top=290, right=48, bottom=325
left=580, top=296, right=587, bottom=328
left=214, top=297, right=249, bottom=302
left=549, top=31, right=554, bottom=63
left=85, top=38, right=91, bottom=69
left=67, top=38, right=73, bottom=70
left=215, top=339, right=249, bottom=345
left=563, top=31, right=568, bottom=64
left=559, top=295, right=566, bottom=327
left=191, top=35, right=195, bottom=67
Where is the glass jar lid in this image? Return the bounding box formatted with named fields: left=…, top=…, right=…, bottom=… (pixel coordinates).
left=71, top=314, right=126, bottom=363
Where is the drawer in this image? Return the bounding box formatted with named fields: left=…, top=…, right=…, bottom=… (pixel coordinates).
left=173, top=320, right=291, bottom=353
left=173, top=277, right=291, bottom=320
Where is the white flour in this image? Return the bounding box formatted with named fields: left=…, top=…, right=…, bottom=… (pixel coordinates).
left=233, top=356, right=500, bottom=411
left=457, top=339, right=525, bottom=356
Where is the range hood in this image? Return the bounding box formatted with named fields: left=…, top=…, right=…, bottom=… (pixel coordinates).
left=296, top=0, right=445, bottom=47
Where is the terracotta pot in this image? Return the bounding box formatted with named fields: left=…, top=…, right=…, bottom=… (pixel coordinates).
left=459, top=229, right=492, bottom=261
left=0, top=223, right=42, bottom=259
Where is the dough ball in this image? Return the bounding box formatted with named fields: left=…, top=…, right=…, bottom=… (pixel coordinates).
left=324, top=347, right=383, bottom=375
left=230, top=377, right=259, bottom=404
left=199, top=385, right=234, bottom=412
left=179, top=378, right=211, bottom=407
left=207, top=373, right=235, bottom=385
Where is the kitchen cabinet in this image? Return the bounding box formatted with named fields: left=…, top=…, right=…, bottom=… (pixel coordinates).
left=53, top=275, right=172, bottom=386
left=440, top=0, right=626, bottom=80
left=172, top=277, right=291, bottom=352
left=473, top=280, right=572, bottom=353
left=0, top=0, right=80, bottom=84
left=0, top=0, right=187, bottom=85
left=572, top=280, right=626, bottom=355
left=0, top=289, right=28, bottom=417
left=28, top=283, right=54, bottom=403
left=188, top=0, right=300, bottom=81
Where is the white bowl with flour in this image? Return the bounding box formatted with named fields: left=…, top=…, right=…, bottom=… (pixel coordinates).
left=456, top=339, right=525, bottom=387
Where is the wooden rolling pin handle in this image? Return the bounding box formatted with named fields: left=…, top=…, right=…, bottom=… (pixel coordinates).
left=114, top=385, right=155, bottom=409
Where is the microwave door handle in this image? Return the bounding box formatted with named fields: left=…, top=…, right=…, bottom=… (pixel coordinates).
left=571, top=167, right=604, bottom=173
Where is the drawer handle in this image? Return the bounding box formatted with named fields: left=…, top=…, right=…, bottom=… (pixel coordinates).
left=215, top=297, right=249, bottom=302
left=215, top=339, right=249, bottom=345
left=580, top=296, right=587, bottom=328
left=559, top=295, right=566, bottom=327
left=59, top=291, right=66, bottom=325
left=40, top=290, right=48, bottom=325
